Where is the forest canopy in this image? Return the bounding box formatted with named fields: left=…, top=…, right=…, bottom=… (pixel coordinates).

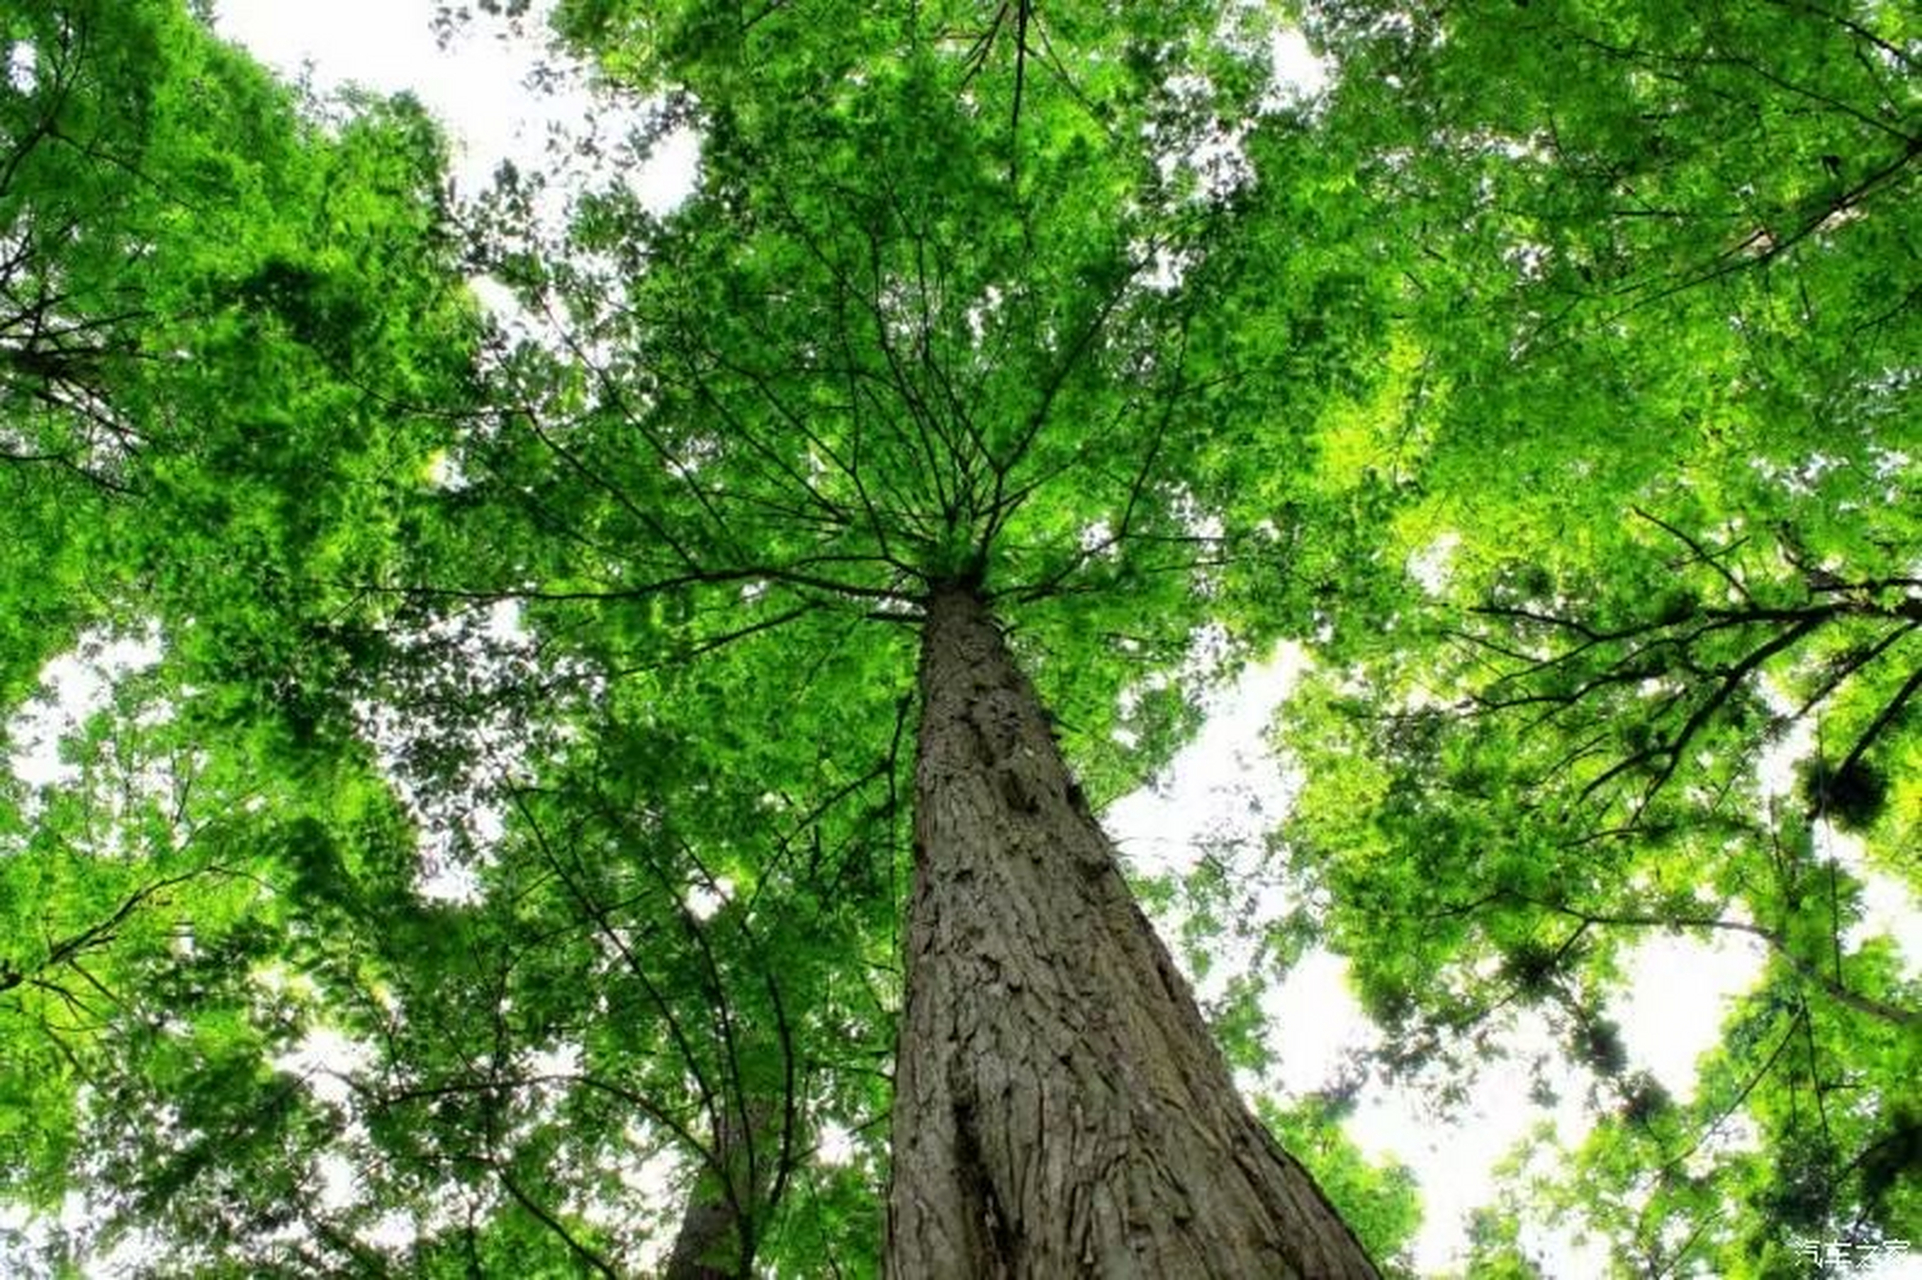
left=1, top=0, right=1915, bottom=1276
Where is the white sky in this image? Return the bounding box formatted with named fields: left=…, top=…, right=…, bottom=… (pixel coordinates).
left=2, top=4, right=1912, bottom=1277
left=215, top=0, right=564, bottom=199
left=5, top=625, right=161, bottom=791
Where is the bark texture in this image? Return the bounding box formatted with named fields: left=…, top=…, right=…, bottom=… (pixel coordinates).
left=885, top=583, right=1379, bottom=1279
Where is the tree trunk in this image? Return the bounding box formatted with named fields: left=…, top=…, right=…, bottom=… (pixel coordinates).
left=885, top=582, right=1379, bottom=1278
left=664, top=1104, right=757, bottom=1280
left=664, top=1186, right=740, bottom=1280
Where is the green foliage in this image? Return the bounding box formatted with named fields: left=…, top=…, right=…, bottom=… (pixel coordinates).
left=1489, top=968, right=1922, bottom=1277
left=0, top=0, right=482, bottom=1270
left=1259, top=1095, right=1422, bottom=1273
left=4, top=0, right=1917, bottom=1273
left=1278, top=0, right=1921, bottom=1265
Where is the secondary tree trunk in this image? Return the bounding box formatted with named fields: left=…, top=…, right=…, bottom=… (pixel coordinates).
left=663, top=1102, right=760, bottom=1280
left=664, top=1189, right=739, bottom=1280
left=886, top=582, right=1378, bottom=1278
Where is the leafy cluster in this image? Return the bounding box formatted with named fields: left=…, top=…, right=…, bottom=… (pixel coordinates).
left=1274, top=0, right=1919, bottom=1269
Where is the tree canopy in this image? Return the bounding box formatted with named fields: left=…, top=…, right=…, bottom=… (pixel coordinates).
left=1276, top=4, right=1918, bottom=1272
left=1, top=0, right=1915, bottom=1275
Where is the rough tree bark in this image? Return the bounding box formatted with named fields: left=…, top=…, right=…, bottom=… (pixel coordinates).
left=886, top=581, right=1379, bottom=1278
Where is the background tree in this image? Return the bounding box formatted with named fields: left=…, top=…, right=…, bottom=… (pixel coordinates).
left=1268, top=0, right=1919, bottom=1270
left=1, top=0, right=484, bottom=1269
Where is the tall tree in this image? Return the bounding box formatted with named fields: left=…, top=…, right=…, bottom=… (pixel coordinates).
left=7, top=0, right=1407, bottom=1272
left=430, top=0, right=1398, bottom=1272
